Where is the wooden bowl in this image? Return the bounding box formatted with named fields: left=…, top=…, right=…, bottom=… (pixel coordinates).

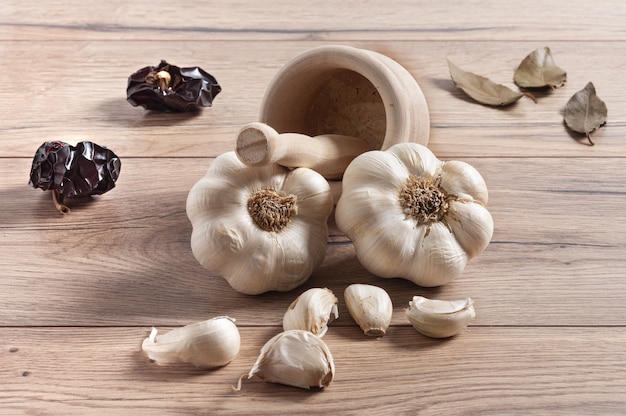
left=259, top=45, right=430, bottom=151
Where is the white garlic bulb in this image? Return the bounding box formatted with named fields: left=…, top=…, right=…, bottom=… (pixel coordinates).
left=335, top=143, right=494, bottom=287
left=186, top=151, right=334, bottom=295
left=405, top=296, right=475, bottom=338
left=283, top=288, right=338, bottom=337
left=344, top=284, right=393, bottom=337
left=141, top=316, right=240, bottom=368
left=246, top=329, right=335, bottom=389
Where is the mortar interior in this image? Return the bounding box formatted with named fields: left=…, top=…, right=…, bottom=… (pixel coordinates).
left=262, top=68, right=387, bottom=150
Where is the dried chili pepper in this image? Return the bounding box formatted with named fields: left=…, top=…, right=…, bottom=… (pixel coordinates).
left=126, top=60, right=221, bottom=112
left=29, top=141, right=121, bottom=214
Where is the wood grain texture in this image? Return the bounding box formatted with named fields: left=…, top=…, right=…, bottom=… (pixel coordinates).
left=1, top=0, right=626, bottom=414
left=2, top=327, right=625, bottom=415
left=2, top=157, right=625, bottom=327
left=0, top=40, right=624, bottom=158
left=2, top=1, right=626, bottom=42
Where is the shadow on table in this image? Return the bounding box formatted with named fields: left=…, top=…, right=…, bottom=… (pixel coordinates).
left=96, top=97, right=203, bottom=128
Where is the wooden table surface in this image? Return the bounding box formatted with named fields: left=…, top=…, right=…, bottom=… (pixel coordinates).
left=2, top=1, right=626, bottom=414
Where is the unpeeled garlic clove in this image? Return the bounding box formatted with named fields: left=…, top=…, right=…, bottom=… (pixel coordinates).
left=282, top=287, right=338, bottom=337
left=344, top=284, right=393, bottom=337
left=405, top=296, right=475, bottom=338
left=141, top=316, right=240, bottom=368
left=246, top=329, right=335, bottom=390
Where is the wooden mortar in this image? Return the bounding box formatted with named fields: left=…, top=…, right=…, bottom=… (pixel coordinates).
left=259, top=45, right=430, bottom=152
left=243, top=45, right=431, bottom=200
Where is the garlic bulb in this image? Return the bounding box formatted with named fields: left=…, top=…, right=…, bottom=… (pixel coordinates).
left=246, top=329, right=334, bottom=389
left=141, top=316, right=240, bottom=368
left=335, top=142, right=494, bottom=287
left=186, top=151, right=334, bottom=295
left=406, top=296, right=475, bottom=338
left=283, top=288, right=338, bottom=337
left=344, top=284, right=393, bottom=337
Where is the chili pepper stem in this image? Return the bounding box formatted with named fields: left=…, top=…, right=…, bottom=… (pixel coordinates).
left=155, top=70, right=171, bottom=90
left=52, top=190, right=71, bottom=214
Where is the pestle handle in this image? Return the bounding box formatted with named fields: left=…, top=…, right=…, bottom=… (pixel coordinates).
left=236, top=122, right=371, bottom=180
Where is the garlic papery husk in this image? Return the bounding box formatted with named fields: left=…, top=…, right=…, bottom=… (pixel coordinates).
left=247, top=329, right=334, bottom=390
left=405, top=296, right=475, bottom=338
left=141, top=316, right=240, bottom=368
left=344, top=284, right=393, bottom=337
left=335, top=143, right=494, bottom=287
left=186, top=151, right=334, bottom=295
left=283, top=287, right=338, bottom=337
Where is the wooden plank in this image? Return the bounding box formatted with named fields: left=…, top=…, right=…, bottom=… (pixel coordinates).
left=2, top=157, right=625, bottom=326
left=1, top=232, right=624, bottom=327
left=0, top=40, right=623, bottom=158
left=2, top=326, right=625, bottom=415
left=1, top=0, right=625, bottom=42
left=2, top=0, right=626, bottom=414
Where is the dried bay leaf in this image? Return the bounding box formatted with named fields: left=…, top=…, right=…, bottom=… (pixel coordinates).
left=447, top=59, right=533, bottom=106
left=564, top=82, right=607, bottom=146
left=514, top=47, right=567, bottom=89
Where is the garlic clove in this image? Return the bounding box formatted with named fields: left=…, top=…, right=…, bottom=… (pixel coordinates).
left=282, top=288, right=338, bottom=337
left=344, top=284, right=393, bottom=337
left=141, top=316, right=241, bottom=368
left=445, top=201, right=494, bottom=259
left=247, top=329, right=335, bottom=389
left=440, top=159, right=489, bottom=205
left=405, top=296, right=475, bottom=338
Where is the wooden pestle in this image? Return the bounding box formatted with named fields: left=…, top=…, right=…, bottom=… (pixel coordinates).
left=235, top=122, right=372, bottom=180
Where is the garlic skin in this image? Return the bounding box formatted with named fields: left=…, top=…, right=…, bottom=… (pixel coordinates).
left=247, top=329, right=335, bottom=389
left=186, top=151, right=334, bottom=295
left=344, top=284, right=393, bottom=337
left=283, top=288, right=338, bottom=337
left=406, top=296, right=475, bottom=338
left=335, top=143, right=494, bottom=287
left=141, top=316, right=240, bottom=368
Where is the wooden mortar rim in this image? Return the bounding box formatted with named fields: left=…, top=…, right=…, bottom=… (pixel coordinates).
left=259, top=44, right=430, bottom=150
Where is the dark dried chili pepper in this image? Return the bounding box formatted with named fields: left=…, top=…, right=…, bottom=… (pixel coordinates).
left=29, top=141, right=121, bottom=214
left=126, top=60, right=221, bottom=112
